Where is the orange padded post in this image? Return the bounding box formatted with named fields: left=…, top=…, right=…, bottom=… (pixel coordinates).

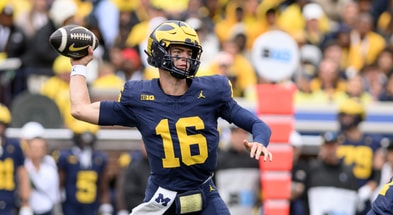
left=260, top=144, right=293, bottom=171
left=257, top=83, right=296, bottom=215
left=261, top=116, right=294, bottom=143
left=256, top=84, right=296, bottom=115
left=263, top=200, right=290, bottom=215
left=261, top=172, right=291, bottom=199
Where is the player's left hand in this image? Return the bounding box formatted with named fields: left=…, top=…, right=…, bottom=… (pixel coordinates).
left=243, top=140, right=273, bottom=161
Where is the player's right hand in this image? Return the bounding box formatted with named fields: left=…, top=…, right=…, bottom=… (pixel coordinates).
left=71, top=46, right=94, bottom=67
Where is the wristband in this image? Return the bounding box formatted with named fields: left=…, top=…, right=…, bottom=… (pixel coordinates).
left=71, top=65, right=87, bottom=78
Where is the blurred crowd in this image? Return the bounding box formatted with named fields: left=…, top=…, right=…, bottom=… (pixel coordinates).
left=1, top=0, right=393, bottom=214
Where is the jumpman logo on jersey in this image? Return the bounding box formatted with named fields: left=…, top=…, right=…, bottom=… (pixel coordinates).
left=209, top=185, right=215, bottom=192
left=198, top=90, right=206, bottom=99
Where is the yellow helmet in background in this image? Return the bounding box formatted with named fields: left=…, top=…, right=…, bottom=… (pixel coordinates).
left=338, top=98, right=366, bottom=121
left=0, top=103, right=11, bottom=125
left=69, top=120, right=99, bottom=148
left=53, top=55, right=72, bottom=75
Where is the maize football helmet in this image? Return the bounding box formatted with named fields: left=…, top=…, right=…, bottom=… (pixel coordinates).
left=69, top=120, right=99, bottom=148
left=145, top=20, right=203, bottom=79
left=338, top=98, right=366, bottom=130
left=338, top=98, right=366, bottom=121
left=0, top=103, right=11, bottom=125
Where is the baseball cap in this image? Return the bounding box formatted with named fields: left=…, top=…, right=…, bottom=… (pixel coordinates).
left=303, top=3, right=323, bottom=20
left=49, top=0, right=77, bottom=27
left=21, top=121, right=45, bottom=140
left=322, top=131, right=339, bottom=144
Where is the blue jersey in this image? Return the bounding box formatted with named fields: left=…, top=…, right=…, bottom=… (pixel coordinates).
left=368, top=177, right=393, bottom=215
left=57, top=148, right=107, bottom=207
left=0, top=138, right=25, bottom=209
left=337, top=134, right=382, bottom=188
left=99, top=75, right=270, bottom=191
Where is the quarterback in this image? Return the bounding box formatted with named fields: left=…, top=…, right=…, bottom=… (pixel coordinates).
left=68, top=20, right=272, bottom=214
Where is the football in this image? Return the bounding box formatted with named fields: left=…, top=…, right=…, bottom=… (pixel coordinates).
left=49, top=24, right=99, bottom=59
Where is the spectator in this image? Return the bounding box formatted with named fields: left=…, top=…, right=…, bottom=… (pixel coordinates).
left=126, top=4, right=167, bottom=80
left=220, top=39, right=257, bottom=99
left=15, top=0, right=50, bottom=39
left=112, top=0, right=149, bottom=48
left=309, top=58, right=347, bottom=102
left=294, top=72, right=330, bottom=104
left=379, top=73, right=393, bottom=101
left=312, top=0, right=351, bottom=25
left=306, top=131, right=358, bottom=215
left=0, top=5, right=27, bottom=58
left=85, top=0, right=119, bottom=50
left=125, top=4, right=167, bottom=67
left=57, top=121, right=112, bottom=215
left=322, top=41, right=350, bottom=78
left=0, top=103, right=32, bottom=215
left=347, top=13, right=386, bottom=73
left=91, top=61, right=124, bottom=93
left=20, top=0, right=77, bottom=94
left=117, top=48, right=143, bottom=81
left=21, top=121, right=61, bottom=215
left=206, top=51, right=239, bottom=95
left=335, top=73, right=374, bottom=104
left=0, top=4, right=28, bottom=106
left=82, top=14, right=109, bottom=84
left=375, top=47, right=393, bottom=78
left=277, top=1, right=330, bottom=38
left=361, top=65, right=386, bottom=101
left=40, top=55, right=72, bottom=129
left=302, top=3, right=329, bottom=47
left=215, top=126, right=261, bottom=214
left=332, top=1, right=359, bottom=32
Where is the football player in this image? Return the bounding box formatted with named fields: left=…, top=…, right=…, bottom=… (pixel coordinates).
left=367, top=177, right=393, bottom=214
left=336, top=98, right=385, bottom=214
left=57, top=121, right=112, bottom=215
left=69, top=20, right=272, bottom=214
left=0, top=103, right=32, bottom=215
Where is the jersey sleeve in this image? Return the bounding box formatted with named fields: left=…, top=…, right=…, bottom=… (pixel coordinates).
left=98, top=81, right=140, bottom=127
left=215, top=76, right=271, bottom=147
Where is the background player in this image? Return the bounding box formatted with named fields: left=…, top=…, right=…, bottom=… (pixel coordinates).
left=336, top=98, right=385, bottom=214
left=56, top=121, right=112, bottom=215
left=68, top=20, right=272, bottom=214
left=0, top=103, right=32, bottom=215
